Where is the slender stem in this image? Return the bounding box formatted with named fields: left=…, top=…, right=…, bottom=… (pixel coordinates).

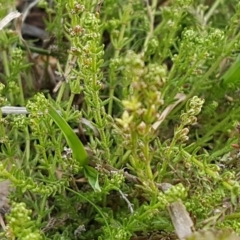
left=24, top=127, right=30, bottom=168
left=17, top=75, right=25, bottom=105
left=108, top=4, right=131, bottom=115
left=205, top=0, right=223, bottom=23
left=56, top=54, right=75, bottom=103
left=56, top=82, right=67, bottom=103
left=36, top=195, right=47, bottom=226
left=196, top=115, right=231, bottom=146
left=66, top=92, right=75, bottom=112
left=143, top=0, right=158, bottom=52
left=182, top=150, right=233, bottom=191
left=85, top=47, right=111, bottom=161
left=115, top=149, right=131, bottom=168
left=2, top=50, right=13, bottom=102
left=67, top=187, right=114, bottom=240
left=225, top=212, right=240, bottom=220
left=159, top=134, right=178, bottom=181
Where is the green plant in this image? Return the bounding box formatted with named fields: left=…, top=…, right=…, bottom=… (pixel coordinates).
left=1, top=0, right=240, bottom=239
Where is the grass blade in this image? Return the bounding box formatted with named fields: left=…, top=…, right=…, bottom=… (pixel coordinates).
left=221, top=55, right=240, bottom=86
left=83, top=165, right=101, bottom=192
left=47, top=105, right=88, bottom=166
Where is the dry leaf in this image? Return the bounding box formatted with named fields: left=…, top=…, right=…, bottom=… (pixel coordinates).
left=0, top=180, right=10, bottom=213
left=0, top=11, right=21, bottom=30
left=168, top=200, right=194, bottom=240
left=152, top=93, right=186, bottom=131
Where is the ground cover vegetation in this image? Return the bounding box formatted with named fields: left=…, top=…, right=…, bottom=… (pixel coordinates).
left=1, top=0, right=240, bottom=239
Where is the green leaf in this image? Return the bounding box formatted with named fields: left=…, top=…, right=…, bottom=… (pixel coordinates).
left=47, top=105, right=88, bottom=166
left=83, top=165, right=101, bottom=192
left=221, top=55, right=240, bottom=86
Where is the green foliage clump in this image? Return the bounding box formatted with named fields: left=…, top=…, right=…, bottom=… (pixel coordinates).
left=5, top=202, right=42, bottom=240
left=1, top=0, right=240, bottom=239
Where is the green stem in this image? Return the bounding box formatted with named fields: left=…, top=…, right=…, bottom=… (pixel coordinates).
left=56, top=54, right=74, bottom=103
left=115, top=149, right=131, bottom=168
left=24, top=127, right=30, bottom=168
left=107, top=3, right=131, bottom=115
left=66, top=92, right=75, bottom=112
left=143, top=0, right=158, bottom=52
left=159, top=134, right=178, bottom=181
left=2, top=50, right=13, bottom=102
left=90, top=52, right=111, bottom=161
left=195, top=115, right=231, bottom=146
left=161, top=11, right=184, bottom=59
left=225, top=212, right=240, bottom=220
left=67, top=187, right=114, bottom=240
left=182, top=150, right=232, bottom=191
left=36, top=195, right=47, bottom=226
left=56, top=82, right=67, bottom=103
left=143, top=138, right=153, bottom=180
left=17, top=44, right=61, bottom=57
left=205, top=0, right=223, bottom=23
left=17, top=75, right=25, bottom=105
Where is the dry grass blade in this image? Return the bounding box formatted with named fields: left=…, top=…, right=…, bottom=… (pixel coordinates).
left=152, top=93, right=186, bottom=131
left=0, top=11, right=21, bottom=30
left=167, top=200, right=194, bottom=240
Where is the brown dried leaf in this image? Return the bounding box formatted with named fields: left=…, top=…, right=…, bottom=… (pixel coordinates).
left=168, top=200, right=194, bottom=240
left=0, top=180, right=10, bottom=212
left=152, top=93, right=186, bottom=131
left=0, top=11, right=21, bottom=30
